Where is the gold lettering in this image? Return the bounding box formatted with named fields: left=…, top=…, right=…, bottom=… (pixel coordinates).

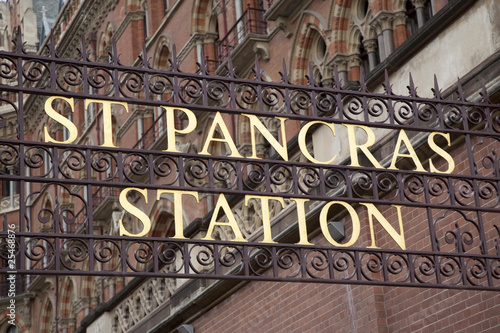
left=44, top=96, right=78, bottom=144
left=389, top=129, right=426, bottom=172
left=360, top=203, right=405, bottom=250
left=162, top=106, right=197, bottom=153
left=119, top=187, right=151, bottom=237
left=343, top=124, right=383, bottom=168
left=199, top=112, right=242, bottom=158
left=298, top=121, right=337, bottom=164
left=203, top=194, right=246, bottom=242
left=428, top=132, right=455, bottom=174
left=319, top=201, right=360, bottom=247
left=245, top=195, right=284, bottom=243
left=85, top=99, right=129, bottom=147
left=289, top=198, right=312, bottom=245
left=243, top=114, right=288, bottom=161
left=157, top=189, right=199, bottom=239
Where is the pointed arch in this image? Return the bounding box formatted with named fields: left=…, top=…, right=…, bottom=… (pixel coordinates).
left=328, top=0, right=353, bottom=55
left=290, top=11, right=329, bottom=85
left=0, top=312, right=28, bottom=332
left=98, top=31, right=107, bottom=57
left=191, top=0, right=214, bottom=34
left=60, top=277, right=76, bottom=318
left=153, top=36, right=173, bottom=70
left=40, top=296, right=53, bottom=333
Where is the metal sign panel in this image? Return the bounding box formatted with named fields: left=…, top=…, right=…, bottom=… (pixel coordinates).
left=1, top=33, right=500, bottom=290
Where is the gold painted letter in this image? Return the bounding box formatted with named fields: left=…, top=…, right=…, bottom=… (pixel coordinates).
left=200, top=112, right=242, bottom=158
left=119, top=187, right=151, bottom=237
left=360, top=203, right=405, bottom=250
left=428, top=132, right=455, bottom=174
left=243, top=114, right=288, bottom=161
left=245, top=195, right=285, bottom=243
left=85, top=99, right=129, bottom=147
left=162, top=107, right=197, bottom=153
left=388, top=129, right=425, bottom=172
left=298, top=121, right=338, bottom=164
left=290, top=198, right=312, bottom=245
left=343, top=124, right=383, bottom=168
left=157, top=189, right=199, bottom=239
left=44, top=96, right=78, bottom=144
left=203, top=194, right=246, bottom=242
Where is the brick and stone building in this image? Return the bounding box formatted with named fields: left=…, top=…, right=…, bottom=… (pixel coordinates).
left=1, top=0, right=500, bottom=332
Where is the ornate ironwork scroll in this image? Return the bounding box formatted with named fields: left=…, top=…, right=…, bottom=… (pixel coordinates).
left=0, top=31, right=499, bottom=290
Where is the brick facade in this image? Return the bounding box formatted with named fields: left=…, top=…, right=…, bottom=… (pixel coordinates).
left=1, top=0, right=500, bottom=332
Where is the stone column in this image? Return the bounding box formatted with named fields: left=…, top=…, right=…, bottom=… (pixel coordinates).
left=412, top=0, right=428, bottom=28
left=363, top=39, right=378, bottom=71
left=372, top=12, right=394, bottom=61
left=329, top=55, right=349, bottom=87
left=374, top=23, right=386, bottom=61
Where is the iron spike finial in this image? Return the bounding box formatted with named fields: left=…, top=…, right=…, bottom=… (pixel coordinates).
left=480, top=80, right=490, bottom=103
left=456, top=77, right=466, bottom=101
left=432, top=74, right=442, bottom=99
left=199, top=45, right=207, bottom=75
left=407, top=73, right=417, bottom=97
left=280, top=58, right=289, bottom=84
left=49, top=30, right=56, bottom=57
left=333, top=65, right=341, bottom=89
left=227, top=54, right=236, bottom=78
left=109, top=38, right=119, bottom=65
left=78, top=34, right=87, bottom=61
left=359, top=69, right=367, bottom=92
left=306, top=61, right=315, bottom=87
left=253, top=54, right=262, bottom=81
left=171, top=44, right=179, bottom=71
left=383, top=69, right=392, bottom=95
left=141, top=40, right=150, bottom=68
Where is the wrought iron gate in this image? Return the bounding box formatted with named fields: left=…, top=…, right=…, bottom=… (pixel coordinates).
left=1, top=31, right=500, bottom=291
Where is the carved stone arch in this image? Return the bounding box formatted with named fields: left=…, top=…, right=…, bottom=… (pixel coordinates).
left=98, top=31, right=107, bottom=57
left=0, top=313, right=28, bottom=332
left=191, top=0, right=216, bottom=34
left=290, top=11, right=329, bottom=85
left=39, top=193, right=54, bottom=231
left=327, top=0, right=353, bottom=54
left=153, top=35, right=173, bottom=70
left=40, top=295, right=54, bottom=333
left=347, top=26, right=363, bottom=54
left=105, top=22, right=115, bottom=50
left=59, top=277, right=76, bottom=321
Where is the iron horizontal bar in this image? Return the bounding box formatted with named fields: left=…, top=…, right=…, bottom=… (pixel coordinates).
left=3, top=178, right=500, bottom=214
left=1, top=269, right=499, bottom=292
left=6, top=180, right=500, bottom=215
left=0, top=138, right=497, bottom=181
left=2, top=234, right=499, bottom=291
left=2, top=231, right=500, bottom=260
left=0, top=49, right=497, bottom=109
left=1, top=96, right=495, bottom=140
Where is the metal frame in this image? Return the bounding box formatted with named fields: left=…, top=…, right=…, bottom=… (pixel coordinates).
left=0, top=31, right=500, bottom=290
